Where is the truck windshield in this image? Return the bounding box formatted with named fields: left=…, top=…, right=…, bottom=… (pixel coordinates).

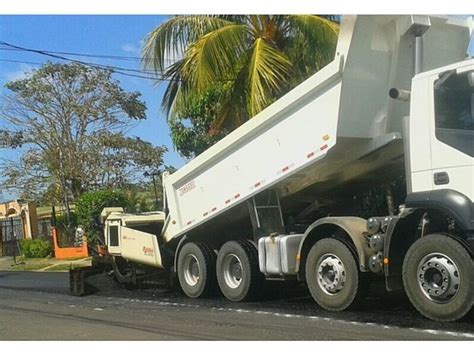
left=434, top=72, right=474, bottom=156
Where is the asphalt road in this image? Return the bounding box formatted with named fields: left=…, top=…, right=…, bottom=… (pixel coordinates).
left=0, top=271, right=473, bottom=340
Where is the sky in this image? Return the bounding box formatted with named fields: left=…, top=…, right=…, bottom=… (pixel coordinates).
left=0, top=14, right=473, bottom=201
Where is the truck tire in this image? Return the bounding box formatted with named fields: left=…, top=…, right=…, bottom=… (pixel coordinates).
left=177, top=241, right=216, bottom=298
left=402, top=234, right=473, bottom=321
left=216, top=240, right=263, bottom=302
left=305, top=238, right=363, bottom=311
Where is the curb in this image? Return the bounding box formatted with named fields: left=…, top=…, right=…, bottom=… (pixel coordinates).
left=37, top=257, right=92, bottom=271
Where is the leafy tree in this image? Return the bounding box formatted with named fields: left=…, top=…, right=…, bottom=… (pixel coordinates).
left=142, top=15, right=339, bottom=131
left=0, top=129, right=23, bottom=148
left=75, top=189, right=130, bottom=244
left=168, top=86, right=228, bottom=158
left=0, top=62, right=166, bottom=204
left=125, top=181, right=161, bottom=212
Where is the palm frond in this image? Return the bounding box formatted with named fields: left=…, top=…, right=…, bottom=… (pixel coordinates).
left=180, top=23, right=249, bottom=92
left=211, top=63, right=249, bottom=131
left=287, top=15, right=338, bottom=65
left=141, top=15, right=234, bottom=73
left=289, top=15, right=339, bottom=39
left=283, top=15, right=338, bottom=78
left=160, top=59, right=187, bottom=119
left=246, top=38, right=292, bottom=117
left=216, top=15, right=250, bottom=25
left=144, top=14, right=341, bottom=141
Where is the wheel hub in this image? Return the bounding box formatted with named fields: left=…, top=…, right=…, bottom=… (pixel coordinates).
left=183, top=254, right=200, bottom=287
left=317, top=254, right=346, bottom=295
left=191, top=262, right=200, bottom=278
left=231, top=263, right=242, bottom=280
left=417, top=253, right=460, bottom=303
left=223, top=254, right=243, bottom=289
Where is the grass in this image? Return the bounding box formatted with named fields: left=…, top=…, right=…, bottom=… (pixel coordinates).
left=7, top=256, right=90, bottom=272
left=11, top=260, right=53, bottom=271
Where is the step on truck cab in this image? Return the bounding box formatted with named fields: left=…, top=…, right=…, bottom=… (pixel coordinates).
left=97, top=15, right=473, bottom=321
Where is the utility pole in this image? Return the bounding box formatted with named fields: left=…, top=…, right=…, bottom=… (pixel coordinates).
left=151, top=174, right=159, bottom=210
left=144, top=171, right=160, bottom=210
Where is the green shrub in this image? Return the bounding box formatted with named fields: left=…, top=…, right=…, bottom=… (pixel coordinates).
left=20, top=239, right=52, bottom=258
left=76, top=189, right=129, bottom=245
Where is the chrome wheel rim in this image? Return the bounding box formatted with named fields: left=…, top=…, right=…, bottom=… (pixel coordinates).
left=223, top=253, right=243, bottom=289
left=183, top=254, right=200, bottom=287
left=417, top=252, right=460, bottom=304
left=316, top=253, right=347, bottom=295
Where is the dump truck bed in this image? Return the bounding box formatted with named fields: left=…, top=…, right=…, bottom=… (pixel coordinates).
left=162, top=15, right=472, bottom=242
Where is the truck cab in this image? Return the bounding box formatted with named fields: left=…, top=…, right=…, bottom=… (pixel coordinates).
left=408, top=61, right=474, bottom=206
left=380, top=60, right=474, bottom=321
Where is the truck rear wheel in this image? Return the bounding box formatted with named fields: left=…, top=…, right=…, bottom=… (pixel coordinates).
left=403, top=234, right=473, bottom=321
left=177, top=241, right=216, bottom=298
left=216, top=240, right=263, bottom=302
left=305, top=238, right=363, bottom=311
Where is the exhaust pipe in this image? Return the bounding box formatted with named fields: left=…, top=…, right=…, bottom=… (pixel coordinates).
left=389, top=88, right=411, bottom=102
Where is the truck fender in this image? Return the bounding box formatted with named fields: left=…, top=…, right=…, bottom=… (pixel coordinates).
left=405, top=189, right=474, bottom=255
left=384, top=190, right=474, bottom=291
left=405, top=189, right=474, bottom=232
left=172, top=236, right=188, bottom=275
left=295, top=217, right=371, bottom=278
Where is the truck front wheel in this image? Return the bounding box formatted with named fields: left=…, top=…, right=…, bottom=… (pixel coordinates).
left=216, top=240, right=263, bottom=302
left=177, top=241, right=216, bottom=298
left=403, top=234, right=473, bottom=321
left=305, top=238, right=363, bottom=311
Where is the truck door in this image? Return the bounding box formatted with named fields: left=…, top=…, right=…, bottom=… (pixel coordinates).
left=430, top=69, right=474, bottom=201
left=106, top=219, right=121, bottom=255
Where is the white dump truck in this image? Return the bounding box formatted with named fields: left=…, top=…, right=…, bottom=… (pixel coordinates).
left=82, top=15, right=474, bottom=322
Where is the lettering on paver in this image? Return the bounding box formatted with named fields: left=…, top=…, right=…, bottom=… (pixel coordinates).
left=143, top=246, right=154, bottom=257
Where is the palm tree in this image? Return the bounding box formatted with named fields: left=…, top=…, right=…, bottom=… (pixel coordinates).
left=142, top=15, right=339, bottom=130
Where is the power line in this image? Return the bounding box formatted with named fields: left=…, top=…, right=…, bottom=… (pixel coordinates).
left=0, top=41, right=236, bottom=83
left=0, top=58, right=43, bottom=66
left=0, top=46, right=177, bottom=63
left=0, top=57, right=163, bottom=81
left=0, top=41, right=170, bottom=81
left=0, top=41, right=162, bottom=75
